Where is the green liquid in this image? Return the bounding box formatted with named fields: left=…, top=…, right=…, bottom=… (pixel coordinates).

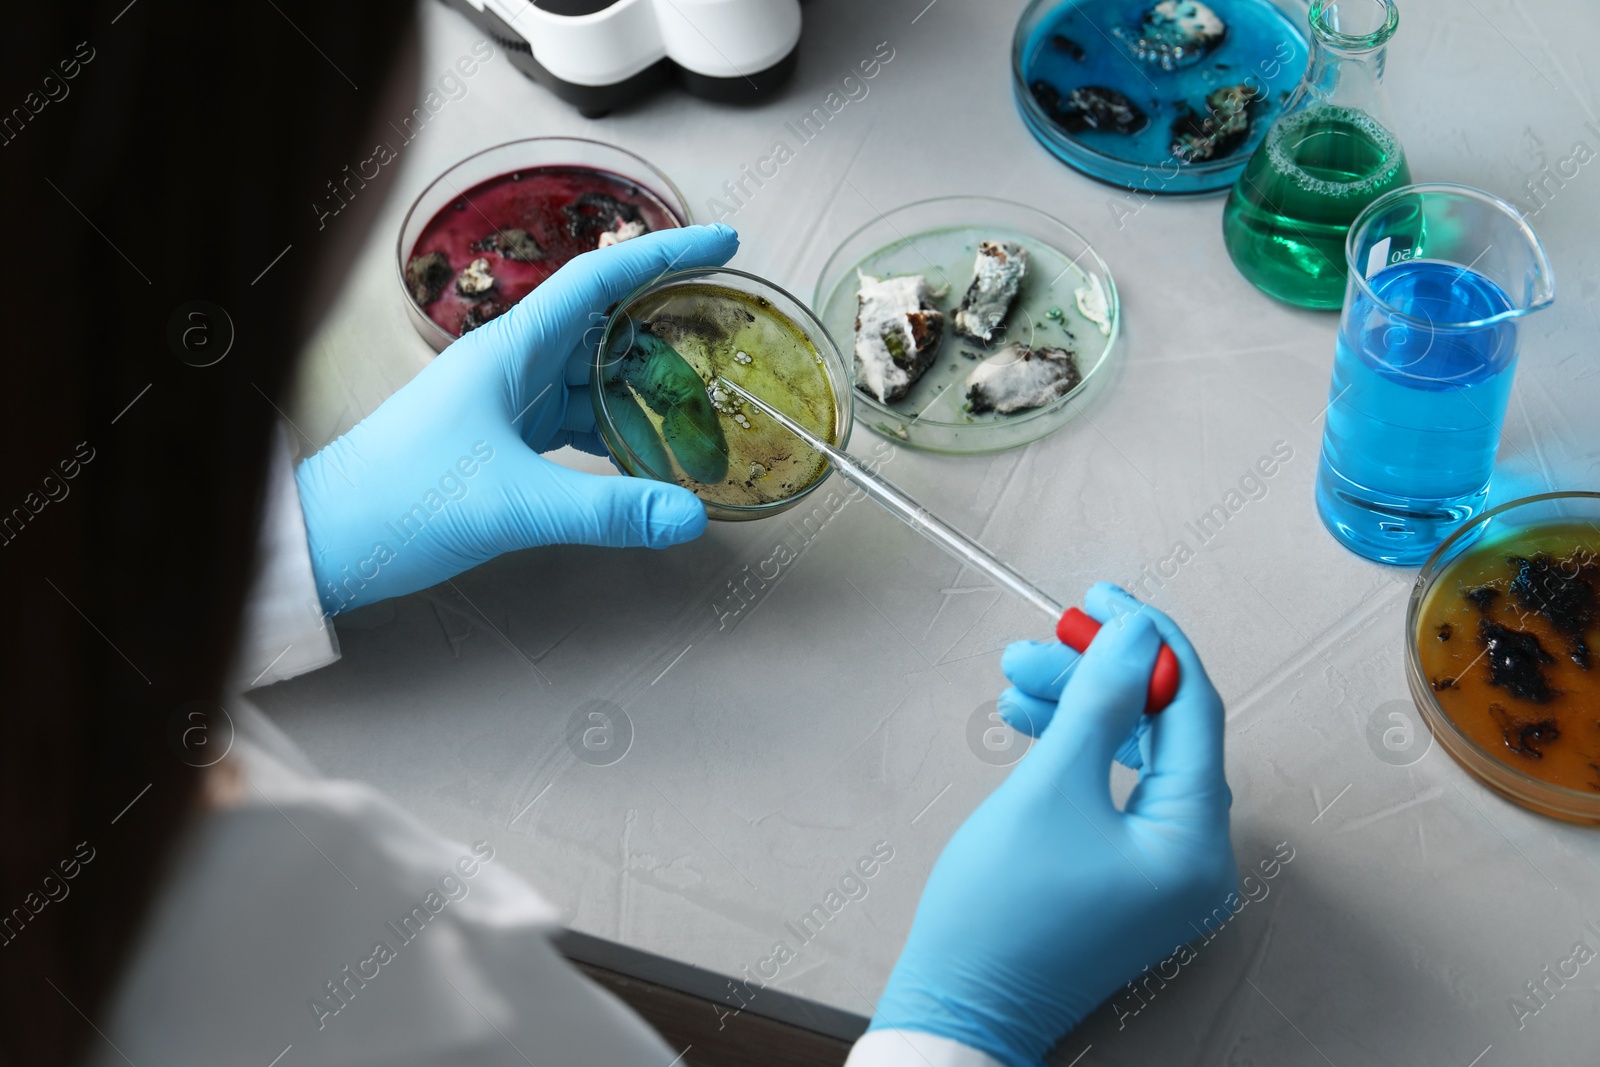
left=600, top=284, right=837, bottom=510
left=1222, top=105, right=1410, bottom=309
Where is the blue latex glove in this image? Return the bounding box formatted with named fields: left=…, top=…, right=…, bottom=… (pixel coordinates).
left=296, top=225, right=739, bottom=615
left=871, top=583, right=1237, bottom=1067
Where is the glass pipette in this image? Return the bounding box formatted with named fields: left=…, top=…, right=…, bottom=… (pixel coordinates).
left=713, top=376, right=1179, bottom=713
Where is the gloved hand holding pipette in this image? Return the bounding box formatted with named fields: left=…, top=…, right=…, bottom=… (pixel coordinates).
left=295, top=225, right=737, bottom=615
left=722, top=375, right=1183, bottom=713
left=858, top=583, right=1236, bottom=1067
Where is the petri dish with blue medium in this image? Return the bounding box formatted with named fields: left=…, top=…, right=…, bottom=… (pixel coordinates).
left=1013, top=0, right=1308, bottom=193
left=593, top=269, right=854, bottom=522
left=815, top=196, right=1119, bottom=454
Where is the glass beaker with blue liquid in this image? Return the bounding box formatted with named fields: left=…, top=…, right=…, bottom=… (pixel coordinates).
left=1316, top=183, right=1555, bottom=565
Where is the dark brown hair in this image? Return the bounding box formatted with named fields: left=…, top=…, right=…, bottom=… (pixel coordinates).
left=0, top=3, right=408, bottom=1061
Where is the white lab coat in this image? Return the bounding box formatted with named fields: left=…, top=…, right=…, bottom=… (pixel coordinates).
left=96, top=433, right=1000, bottom=1067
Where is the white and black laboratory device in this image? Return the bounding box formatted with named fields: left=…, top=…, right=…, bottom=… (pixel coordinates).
left=442, top=0, right=803, bottom=116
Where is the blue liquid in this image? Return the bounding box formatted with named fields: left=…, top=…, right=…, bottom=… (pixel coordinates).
left=1018, top=0, right=1306, bottom=192
left=1316, top=260, right=1519, bottom=565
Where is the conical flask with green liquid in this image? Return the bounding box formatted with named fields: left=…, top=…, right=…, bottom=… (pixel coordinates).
left=1222, top=0, right=1410, bottom=309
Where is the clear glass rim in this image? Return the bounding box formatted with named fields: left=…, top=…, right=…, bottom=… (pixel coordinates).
left=1344, top=182, right=1556, bottom=331
left=1310, top=0, right=1399, bottom=50
left=1405, top=490, right=1600, bottom=810
left=814, top=194, right=1120, bottom=431
left=394, top=136, right=692, bottom=346
left=592, top=266, right=855, bottom=517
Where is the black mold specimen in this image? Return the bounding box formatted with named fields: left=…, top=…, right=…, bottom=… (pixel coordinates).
left=1030, top=82, right=1148, bottom=135
left=646, top=311, right=729, bottom=346
left=461, top=299, right=512, bottom=333
left=1508, top=553, right=1597, bottom=669
left=405, top=251, right=452, bottom=307
left=1169, top=84, right=1257, bottom=163
left=471, top=227, right=544, bottom=262
left=1489, top=703, right=1560, bottom=759
left=1050, top=34, right=1087, bottom=61
left=1431, top=676, right=1457, bottom=692
left=1437, top=623, right=1453, bottom=642
left=1030, top=81, right=1071, bottom=126
left=563, top=192, right=641, bottom=242
left=1464, top=585, right=1500, bottom=613
left=1067, top=86, right=1149, bottom=134
left=1478, top=618, right=1557, bottom=704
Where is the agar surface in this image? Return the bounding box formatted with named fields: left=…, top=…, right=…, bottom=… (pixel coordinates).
left=407, top=166, right=674, bottom=338
left=604, top=284, right=837, bottom=509
left=1418, top=529, right=1600, bottom=792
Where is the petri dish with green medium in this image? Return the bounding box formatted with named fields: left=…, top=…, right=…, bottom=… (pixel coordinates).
left=815, top=196, right=1120, bottom=454
left=593, top=269, right=855, bottom=522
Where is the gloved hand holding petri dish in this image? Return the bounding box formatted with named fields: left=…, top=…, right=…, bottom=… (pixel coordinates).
left=592, top=269, right=855, bottom=521
left=295, top=227, right=741, bottom=615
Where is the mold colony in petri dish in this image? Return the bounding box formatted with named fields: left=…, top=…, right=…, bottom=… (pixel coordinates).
left=845, top=233, right=1092, bottom=420
left=404, top=166, right=680, bottom=339
left=1014, top=0, right=1307, bottom=192
left=817, top=207, right=1118, bottom=455
left=1416, top=526, right=1600, bottom=795
left=596, top=278, right=849, bottom=519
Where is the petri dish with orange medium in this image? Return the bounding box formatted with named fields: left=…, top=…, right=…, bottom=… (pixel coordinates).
left=1407, top=491, right=1600, bottom=823
left=592, top=268, right=854, bottom=522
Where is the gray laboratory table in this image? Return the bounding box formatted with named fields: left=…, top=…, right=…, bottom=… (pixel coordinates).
left=254, top=1, right=1600, bottom=1063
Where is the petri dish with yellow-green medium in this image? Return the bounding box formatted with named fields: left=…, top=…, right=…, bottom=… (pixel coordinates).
left=593, top=269, right=854, bottom=521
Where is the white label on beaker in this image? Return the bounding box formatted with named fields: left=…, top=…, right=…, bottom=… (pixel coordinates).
left=1365, top=238, right=1391, bottom=280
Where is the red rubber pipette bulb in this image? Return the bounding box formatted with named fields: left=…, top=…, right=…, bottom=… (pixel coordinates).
left=1055, top=608, right=1180, bottom=714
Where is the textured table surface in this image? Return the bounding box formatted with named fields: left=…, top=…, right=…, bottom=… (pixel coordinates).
left=255, top=1, right=1600, bottom=1063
